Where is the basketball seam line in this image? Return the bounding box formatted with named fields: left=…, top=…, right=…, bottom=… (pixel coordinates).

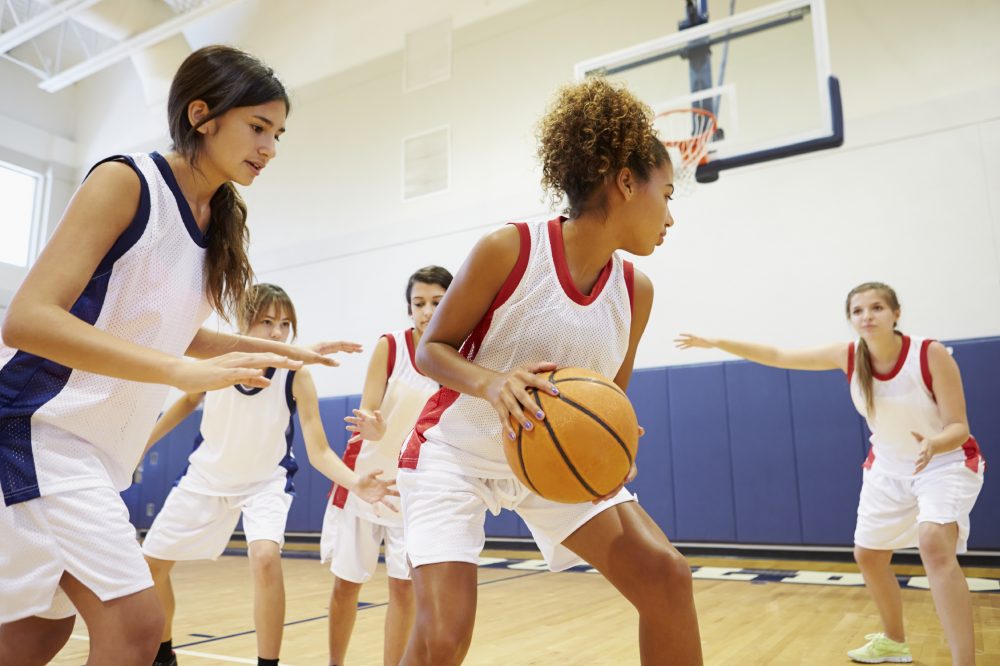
left=515, top=406, right=541, bottom=496
left=533, top=389, right=600, bottom=499
left=554, top=394, right=634, bottom=467
left=551, top=375, right=627, bottom=398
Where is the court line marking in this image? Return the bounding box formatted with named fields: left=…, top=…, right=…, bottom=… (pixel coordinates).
left=69, top=635, right=293, bottom=665
left=166, top=570, right=544, bottom=653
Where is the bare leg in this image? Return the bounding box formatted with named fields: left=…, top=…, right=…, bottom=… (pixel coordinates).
left=384, top=577, right=415, bottom=666
left=0, top=615, right=76, bottom=666
left=562, top=501, right=703, bottom=666
left=248, top=539, right=285, bottom=661
left=918, top=522, right=976, bottom=666
left=328, top=576, right=361, bottom=665
left=399, top=562, right=478, bottom=666
left=854, top=546, right=906, bottom=642
left=144, top=556, right=176, bottom=643
left=60, top=571, right=164, bottom=665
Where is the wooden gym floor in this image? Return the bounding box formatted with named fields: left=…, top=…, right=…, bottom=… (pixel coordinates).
left=50, top=545, right=1000, bottom=665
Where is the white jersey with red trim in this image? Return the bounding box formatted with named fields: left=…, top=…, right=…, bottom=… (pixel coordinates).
left=332, top=328, right=438, bottom=524
left=400, top=217, right=635, bottom=478
left=849, top=335, right=983, bottom=477
left=0, top=152, right=212, bottom=506
left=177, top=367, right=298, bottom=497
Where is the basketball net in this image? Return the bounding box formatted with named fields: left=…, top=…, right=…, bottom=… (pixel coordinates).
left=655, top=108, right=718, bottom=196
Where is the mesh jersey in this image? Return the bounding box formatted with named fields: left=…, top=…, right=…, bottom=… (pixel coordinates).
left=848, top=335, right=983, bottom=476
left=332, top=328, right=438, bottom=524
left=0, top=152, right=212, bottom=506
left=400, top=217, right=635, bottom=478
left=177, top=367, right=298, bottom=496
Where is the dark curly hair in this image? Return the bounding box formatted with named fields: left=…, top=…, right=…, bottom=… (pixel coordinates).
left=536, top=77, right=669, bottom=218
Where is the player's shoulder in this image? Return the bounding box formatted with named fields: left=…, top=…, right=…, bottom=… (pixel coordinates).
left=477, top=224, right=524, bottom=256
left=83, top=159, right=143, bottom=197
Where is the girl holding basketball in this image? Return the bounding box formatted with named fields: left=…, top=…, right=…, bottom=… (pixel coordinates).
left=142, top=283, right=393, bottom=666
left=0, top=46, right=353, bottom=666
left=396, top=78, right=702, bottom=665
left=676, top=282, right=984, bottom=665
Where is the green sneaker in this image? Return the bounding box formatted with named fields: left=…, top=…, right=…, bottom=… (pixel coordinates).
left=847, top=633, right=913, bottom=663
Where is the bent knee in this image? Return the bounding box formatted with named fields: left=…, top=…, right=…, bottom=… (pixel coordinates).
left=332, top=578, right=362, bottom=601
left=414, top=628, right=473, bottom=664
left=250, top=550, right=283, bottom=577
left=918, top=535, right=959, bottom=571
left=626, top=549, right=693, bottom=604
left=108, top=609, right=163, bottom=657
left=853, top=545, right=890, bottom=568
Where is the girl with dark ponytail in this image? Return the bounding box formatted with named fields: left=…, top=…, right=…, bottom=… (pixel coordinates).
left=0, top=46, right=358, bottom=666
left=677, top=283, right=984, bottom=665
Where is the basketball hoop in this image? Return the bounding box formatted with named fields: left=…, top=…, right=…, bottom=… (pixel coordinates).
left=654, top=107, right=717, bottom=196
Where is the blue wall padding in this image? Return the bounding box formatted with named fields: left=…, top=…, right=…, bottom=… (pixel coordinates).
left=626, top=368, right=676, bottom=536
left=787, top=370, right=866, bottom=545
left=950, top=339, right=999, bottom=549
left=666, top=363, right=737, bottom=542
left=129, top=336, right=999, bottom=549
left=724, top=363, right=803, bottom=544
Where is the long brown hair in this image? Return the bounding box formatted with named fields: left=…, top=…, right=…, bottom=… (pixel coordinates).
left=238, top=284, right=298, bottom=340
left=167, top=45, right=290, bottom=323
left=845, top=281, right=901, bottom=415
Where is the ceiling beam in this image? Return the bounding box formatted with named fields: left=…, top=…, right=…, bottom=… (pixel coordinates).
left=39, top=0, right=245, bottom=93
left=0, top=0, right=102, bottom=54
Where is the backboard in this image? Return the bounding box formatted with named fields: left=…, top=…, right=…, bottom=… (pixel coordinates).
left=575, top=0, right=843, bottom=183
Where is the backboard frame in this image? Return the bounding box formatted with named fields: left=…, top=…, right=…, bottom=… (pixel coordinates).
left=574, top=0, right=843, bottom=183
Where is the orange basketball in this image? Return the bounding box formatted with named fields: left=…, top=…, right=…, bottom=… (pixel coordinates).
left=503, top=367, right=638, bottom=504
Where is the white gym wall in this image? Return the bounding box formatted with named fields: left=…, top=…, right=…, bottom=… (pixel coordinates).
left=2, top=0, right=998, bottom=397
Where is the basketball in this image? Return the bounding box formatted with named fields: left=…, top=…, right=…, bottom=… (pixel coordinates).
left=503, top=367, right=639, bottom=504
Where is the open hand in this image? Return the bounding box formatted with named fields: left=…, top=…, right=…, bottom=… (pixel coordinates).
left=674, top=333, right=716, bottom=350
left=345, top=409, right=386, bottom=444
left=172, top=352, right=301, bottom=393
left=353, top=469, right=400, bottom=510
left=913, top=431, right=935, bottom=474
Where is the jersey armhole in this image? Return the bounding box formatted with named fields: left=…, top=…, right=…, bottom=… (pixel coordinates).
left=86, top=155, right=151, bottom=276
left=492, top=222, right=531, bottom=310
left=383, top=333, right=397, bottom=379
left=920, top=338, right=936, bottom=400
left=285, top=370, right=297, bottom=413
left=623, top=261, right=635, bottom=313
left=847, top=342, right=855, bottom=382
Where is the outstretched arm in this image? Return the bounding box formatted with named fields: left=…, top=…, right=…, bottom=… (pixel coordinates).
left=186, top=328, right=362, bottom=367
left=293, top=368, right=398, bottom=508
left=675, top=334, right=848, bottom=373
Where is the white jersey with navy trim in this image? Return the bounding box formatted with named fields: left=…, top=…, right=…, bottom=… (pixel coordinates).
left=177, top=367, right=299, bottom=496
left=332, top=328, right=438, bottom=524
left=400, top=217, right=635, bottom=478
left=0, top=152, right=212, bottom=506
left=849, top=334, right=983, bottom=477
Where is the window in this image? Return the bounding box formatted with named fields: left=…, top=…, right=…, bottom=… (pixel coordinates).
left=0, top=161, right=41, bottom=267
